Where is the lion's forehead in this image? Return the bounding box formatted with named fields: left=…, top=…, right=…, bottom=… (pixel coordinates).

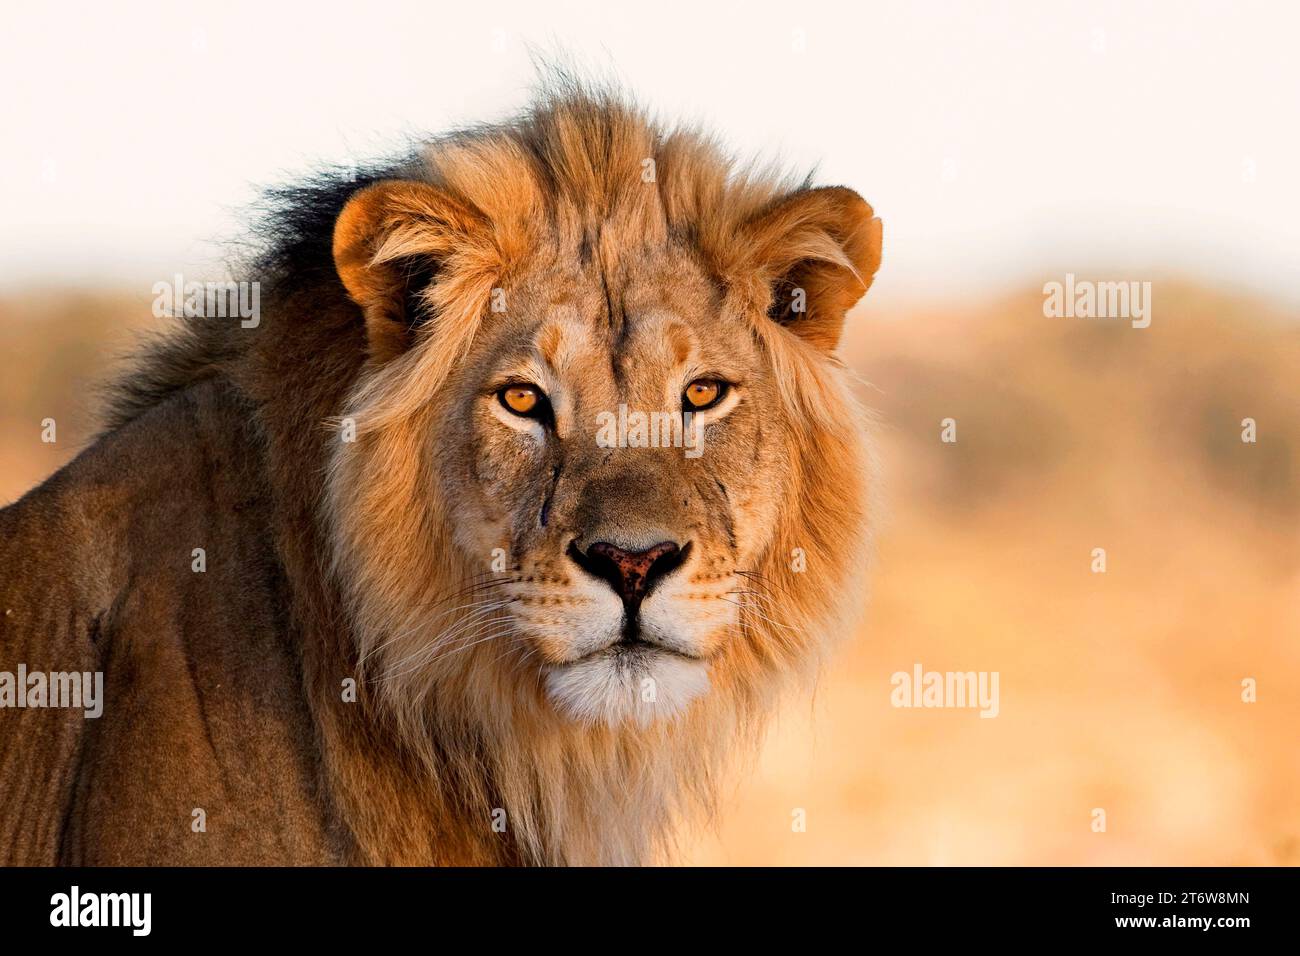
left=479, top=267, right=758, bottom=411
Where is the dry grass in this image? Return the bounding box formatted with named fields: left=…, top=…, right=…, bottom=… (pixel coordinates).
left=2, top=280, right=1295, bottom=864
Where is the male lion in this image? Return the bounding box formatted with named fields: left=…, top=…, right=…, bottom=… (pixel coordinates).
left=0, top=85, right=881, bottom=865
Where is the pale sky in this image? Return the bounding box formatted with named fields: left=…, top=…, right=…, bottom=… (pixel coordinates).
left=2, top=0, right=1297, bottom=305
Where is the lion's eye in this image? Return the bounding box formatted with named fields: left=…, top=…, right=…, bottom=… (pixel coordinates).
left=683, top=379, right=725, bottom=411
left=499, top=384, right=544, bottom=417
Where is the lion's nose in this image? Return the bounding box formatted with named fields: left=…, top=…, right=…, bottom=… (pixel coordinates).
left=567, top=540, right=690, bottom=612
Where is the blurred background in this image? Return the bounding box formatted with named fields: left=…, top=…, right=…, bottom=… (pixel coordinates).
left=1, top=1, right=1296, bottom=864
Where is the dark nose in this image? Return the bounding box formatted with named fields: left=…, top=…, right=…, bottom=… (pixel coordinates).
left=567, top=540, right=690, bottom=612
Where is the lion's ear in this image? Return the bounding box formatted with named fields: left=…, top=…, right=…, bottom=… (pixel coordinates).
left=333, top=180, right=487, bottom=363
left=743, top=186, right=882, bottom=351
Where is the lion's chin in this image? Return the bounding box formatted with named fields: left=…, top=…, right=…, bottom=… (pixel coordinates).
left=544, top=645, right=711, bottom=728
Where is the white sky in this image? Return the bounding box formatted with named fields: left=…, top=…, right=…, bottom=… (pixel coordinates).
left=2, top=0, right=1297, bottom=305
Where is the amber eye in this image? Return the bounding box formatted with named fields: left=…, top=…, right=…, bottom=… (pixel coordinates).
left=498, top=384, right=543, bottom=416
left=683, top=379, right=725, bottom=410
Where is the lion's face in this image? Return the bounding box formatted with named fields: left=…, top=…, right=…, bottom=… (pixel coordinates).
left=436, top=247, right=787, bottom=724
left=326, top=102, right=880, bottom=747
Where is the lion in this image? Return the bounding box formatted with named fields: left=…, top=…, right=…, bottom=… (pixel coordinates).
left=0, top=82, right=881, bottom=866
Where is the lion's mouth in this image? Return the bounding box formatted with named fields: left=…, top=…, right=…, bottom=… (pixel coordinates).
left=542, top=626, right=714, bottom=726
left=566, top=629, right=702, bottom=666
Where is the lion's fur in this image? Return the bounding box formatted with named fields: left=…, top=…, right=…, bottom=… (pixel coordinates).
left=0, top=81, right=879, bottom=865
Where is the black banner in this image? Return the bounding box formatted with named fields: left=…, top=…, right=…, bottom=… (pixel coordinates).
left=0, top=866, right=1284, bottom=942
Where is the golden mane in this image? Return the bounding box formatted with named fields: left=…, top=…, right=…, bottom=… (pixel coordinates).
left=325, top=88, right=877, bottom=864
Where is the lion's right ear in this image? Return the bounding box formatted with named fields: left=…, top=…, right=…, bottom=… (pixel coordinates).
left=333, top=180, right=488, bottom=363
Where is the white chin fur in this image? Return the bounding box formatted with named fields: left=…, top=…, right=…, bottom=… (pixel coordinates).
left=545, top=649, right=711, bottom=727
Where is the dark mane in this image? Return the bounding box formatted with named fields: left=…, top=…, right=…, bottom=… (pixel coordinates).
left=103, top=158, right=409, bottom=430
left=246, top=160, right=416, bottom=295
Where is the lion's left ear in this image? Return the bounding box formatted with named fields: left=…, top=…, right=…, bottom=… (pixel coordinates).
left=741, top=186, right=882, bottom=351
left=333, top=180, right=489, bottom=363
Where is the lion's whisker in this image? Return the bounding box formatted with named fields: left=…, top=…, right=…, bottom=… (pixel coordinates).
left=408, top=576, right=516, bottom=609
left=733, top=569, right=797, bottom=603
left=363, top=598, right=516, bottom=669
left=720, top=596, right=805, bottom=643
left=379, top=621, right=519, bottom=682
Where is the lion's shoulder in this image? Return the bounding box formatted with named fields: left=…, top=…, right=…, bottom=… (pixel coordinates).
left=0, top=380, right=330, bottom=864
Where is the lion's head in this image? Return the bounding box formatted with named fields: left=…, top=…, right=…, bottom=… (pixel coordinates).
left=323, top=89, right=880, bottom=862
